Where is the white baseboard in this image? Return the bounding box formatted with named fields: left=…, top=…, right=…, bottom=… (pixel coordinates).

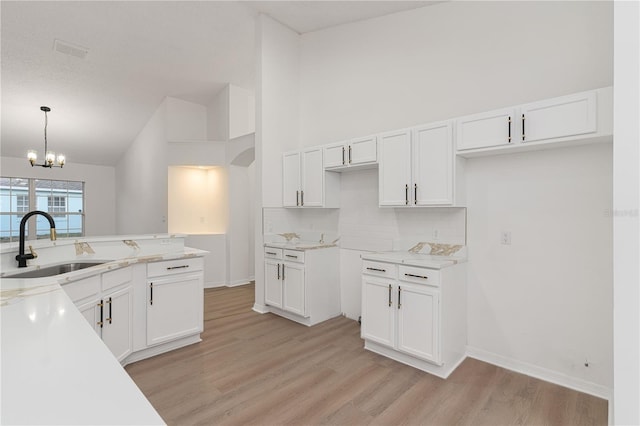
left=466, top=346, right=612, bottom=401
left=252, top=303, right=269, bottom=314
left=204, top=281, right=226, bottom=289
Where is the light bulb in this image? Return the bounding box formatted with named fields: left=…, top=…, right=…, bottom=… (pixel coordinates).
left=45, top=151, right=55, bottom=166
left=57, top=154, right=66, bottom=167
left=27, top=150, right=38, bottom=166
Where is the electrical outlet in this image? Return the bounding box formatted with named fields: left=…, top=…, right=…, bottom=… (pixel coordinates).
left=501, top=231, right=511, bottom=245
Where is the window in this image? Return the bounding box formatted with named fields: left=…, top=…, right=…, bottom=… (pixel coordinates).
left=0, top=177, right=85, bottom=242
left=16, top=195, right=29, bottom=213
left=48, top=196, right=67, bottom=216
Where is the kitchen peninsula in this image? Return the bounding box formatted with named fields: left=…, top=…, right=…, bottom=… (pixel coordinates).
left=1, top=234, right=206, bottom=425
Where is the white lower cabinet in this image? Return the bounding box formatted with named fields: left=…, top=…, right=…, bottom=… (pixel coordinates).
left=360, top=259, right=466, bottom=378
left=62, top=255, right=205, bottom=366
left=263, top=245, right=339, bottom=326
left=146, top=258, right=204, bottom=346
left=67, top=268, right=133, bottom=362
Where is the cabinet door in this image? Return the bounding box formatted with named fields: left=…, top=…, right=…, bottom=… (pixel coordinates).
left=101, top=286, right=133, bottom=362
left=412, top=122, right=454, bottom=206
left=349, top=136, right=377, bottom=166
left=324, top=143, right=347, bottom=169
left=361, top=277, right=395, bottom=347
left=301, top=148, right=323, bottom=207
left=520, top=91, right=597, bottom=143
left=396, top=282, right=440, bottom=364
left=378, top=129, right=411, bottom=206
left=147, top=273, right=203, bottom=346
left=282, top=151, right=301, bottom=207
left=76, top=299, right=100, bottom=335
left=283, top=263, right=306, bottom=317
left=456, top=107, right=515, bottom=150
left=264, top=260, right=283, bottom=309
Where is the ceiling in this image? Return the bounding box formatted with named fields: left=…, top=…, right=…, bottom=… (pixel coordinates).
left=1, top=1, right=438, bottom=167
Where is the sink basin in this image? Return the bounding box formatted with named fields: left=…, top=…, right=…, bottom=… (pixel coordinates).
left=6, top=262, right=108, bottom=279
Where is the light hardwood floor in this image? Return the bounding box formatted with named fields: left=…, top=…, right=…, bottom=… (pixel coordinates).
left=125, top=283, right=608, bottom=425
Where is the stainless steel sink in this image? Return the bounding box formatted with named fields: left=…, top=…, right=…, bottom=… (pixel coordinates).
left=6, top=262, right=108, bottom=279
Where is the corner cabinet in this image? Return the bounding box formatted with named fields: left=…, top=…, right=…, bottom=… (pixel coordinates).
left=283, top=148, right=339, bottom=208
left=378, top=121, right=463, bottom=207
left=64, top=268, right=133, bottom=363
left=361, top=259, right=466, bottom=379
left=62, top=256, right=205, bottom=367
left=456, top=87, right=612, bottom=156
left=146, top=258, right=204, bottom=346
left=263, top=246, right=340, bottom=326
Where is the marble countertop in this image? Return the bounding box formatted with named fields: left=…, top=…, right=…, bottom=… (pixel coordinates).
left=361, top=251, right=466, bottom=270
left=0, top=235, right=205, bottom=425
left=264, top=241, right=338, bottom=251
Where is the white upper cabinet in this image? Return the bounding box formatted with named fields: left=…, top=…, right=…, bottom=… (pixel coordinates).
left=378, top=129, right=412, bottom=206
left=456, top=107, right=516, bottom=151
left=282, top=152, right=301, bottom=207
left=300, top=148, right=323, bottom=207
left=519, top=90, right=597, bottom=143
left=282, top=148, right=339, bottom=208
left=379, top=122, right=460, bottom=207
left=456, top=87, right=611, bottom=156
left=324, top=135, right=377, bottom=170
left=412, top=122, right=454, bottom=206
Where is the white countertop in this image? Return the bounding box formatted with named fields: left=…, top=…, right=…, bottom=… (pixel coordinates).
left=361, top=251, right=466, bottom=269
left=0, top=235, right=206, bottom=425
left=264, top=241, right=338, bottom=251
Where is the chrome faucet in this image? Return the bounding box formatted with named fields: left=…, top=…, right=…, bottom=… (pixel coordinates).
left=15, top=210, right=57, bottom=267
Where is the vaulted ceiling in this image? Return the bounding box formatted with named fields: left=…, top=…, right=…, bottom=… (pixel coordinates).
left=1, top=1, right=438, bottom=166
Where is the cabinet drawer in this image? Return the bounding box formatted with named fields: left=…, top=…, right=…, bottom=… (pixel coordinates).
left=147, top=257, right=203, bottom=278
left=62, top=274, right=100, bottom=303
left=264, top=247, right=283, bottom=260
left=102, top=266, right=132, bottom=292
left=362, top=260, right=396, bottom=279
left=283, top=250, right=304, bottom=263
left=398, top=265, right=440, bottom=287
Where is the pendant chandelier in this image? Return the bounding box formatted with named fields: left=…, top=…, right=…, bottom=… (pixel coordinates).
left=27, top=106, right=66, bottom=168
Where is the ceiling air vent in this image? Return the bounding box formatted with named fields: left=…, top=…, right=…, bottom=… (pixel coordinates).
left=53, top=39, right=89, bottom=59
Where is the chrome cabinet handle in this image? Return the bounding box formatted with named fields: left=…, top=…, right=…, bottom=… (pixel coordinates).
left=342, top=146, right=345, bottom=165
left=285, top=254, right=298, bottom=259
left=508, top=116, right=512, bottom=143
left=414, top=183, right=417, bottom=205
left=366, top=267, right=386, bottom=272
left=522, top=114, right=525, bottom=141
left=348, top=145, right=352, bottom=164
left=266, top=251, right=277, bottom=256
left=301, top=190, right=304, bottom=206
left=388, top=284, right=392, bottom=307
left=277, top=263, right=280, bottom=280
left=282, top=265, right=285, bottom=280
left=150, top=283, right=153, bottom=306
left=296, top=190, right=299, bottom=206
left=405, top=184, right=409, bottom=205
left=398, top=286, right=402, bottom=309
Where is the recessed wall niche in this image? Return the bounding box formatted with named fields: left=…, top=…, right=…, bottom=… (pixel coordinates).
left=168, top=166, right=228, bottom=234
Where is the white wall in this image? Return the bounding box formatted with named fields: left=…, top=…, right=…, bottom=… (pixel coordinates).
left=613, top=1, right=640, bottom=423
left=229, top=84, right=256, bottom=139
left=115, top=100, right=168, bottom=234
left=166, top=97, right=207, bottom=141
left=292, top=0, right=613, bottom=397
left=465, top=144, right=612, bottom=396
left=227, top=165, right=253, bottom=286
left=254, top=14, right=301, bottom=311
left=1, top=156, right=117, bottom=237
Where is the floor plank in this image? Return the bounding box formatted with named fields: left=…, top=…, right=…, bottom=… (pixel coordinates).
left=126, top=283, right=608, bottom=425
